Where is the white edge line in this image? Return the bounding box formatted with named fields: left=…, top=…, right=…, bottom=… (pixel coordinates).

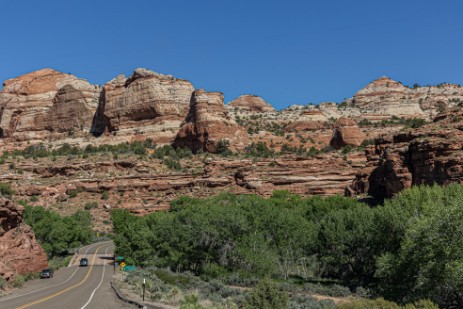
left=0, top=242, right=110, bottom=302
left=80, top=246, right=110, bottom=309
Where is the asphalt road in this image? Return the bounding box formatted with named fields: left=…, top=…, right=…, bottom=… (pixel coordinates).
left=0, top=241, right=135, bottom=309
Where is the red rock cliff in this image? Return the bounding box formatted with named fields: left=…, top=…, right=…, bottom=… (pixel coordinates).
left=174, top=89, right=249, bottom=153
left=347, top=111, right=463, bottom=198
left=0, top=198, right=48, bottom=280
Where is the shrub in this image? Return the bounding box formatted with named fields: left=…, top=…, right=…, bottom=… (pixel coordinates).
left=336, top=298, right=438, bottom=309
left=0, top=276, right=6, bottom=289
left=84, top=201, right=98, bottom=210
left=68, top=189, right=78, bottom=198
left=180, top=294, right=204, bottom=309
left=11, top=275, right=26, bottom=288
left=101, top=191, right=109, bottom=200
left=216, top=139, right=232, bottom=156
left=164, top=158, right=181, bottom=170
left=0, top=183, right=14, bottom=196
left=341, top=145, right=352, bottom=154
left=244, top=278, right=289, bottom=309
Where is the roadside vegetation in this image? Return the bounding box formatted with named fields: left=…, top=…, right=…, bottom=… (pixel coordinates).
left=111, top=184, right=462, bottom=308
left=23, top=205, right=94, bottom=265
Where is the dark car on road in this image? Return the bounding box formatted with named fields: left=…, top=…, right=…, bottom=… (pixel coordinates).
left=79, top=258, right=89, bottom=267
left=40, top=269, right=54, bottom=278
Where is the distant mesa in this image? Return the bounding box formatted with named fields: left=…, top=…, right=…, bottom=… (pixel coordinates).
left=227, top=94, right=275, bottom=112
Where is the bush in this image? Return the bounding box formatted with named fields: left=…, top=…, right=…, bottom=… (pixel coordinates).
left=101, top=191, right=109, bottom=200
left=180, top=294, right=204, bottom=309
left=289, top=295, right=335, bottom=309
left=216, top=139, right=232, bottom=156
left=0, top=183, right=14, bottom=196
left=84, top=201, right=98, bottom=210
left=68, top=189, right=78, bottom=198
left=336, top=298, right=438, bottom=309
left=341, top=145, right=352, bottom=154
left=11, top=275, right=28, bottom=288
left=0, top=276, right=6, bottom=289
left=164, top=158, right=181, bottom=170
left=244, top=278, right=289, bottom=309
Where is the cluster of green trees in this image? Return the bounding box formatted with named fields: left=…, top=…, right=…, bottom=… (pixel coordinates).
left=24, top=206, right=94, bottom=257
left=358, top=116, right=427, bottom=129
left=112, top=184, right=463, bottom=308
left=3, top=139, right=157, bottom=159
left=244, top=141, right=328, bottom=158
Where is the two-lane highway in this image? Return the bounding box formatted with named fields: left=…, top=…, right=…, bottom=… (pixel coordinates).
left=0, top=242, right=135, bottom=309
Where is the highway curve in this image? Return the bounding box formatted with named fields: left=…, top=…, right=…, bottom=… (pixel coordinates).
left=0, top=241, right=135, bottom=309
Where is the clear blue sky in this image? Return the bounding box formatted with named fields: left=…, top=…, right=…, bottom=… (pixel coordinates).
left=1, top=0, right=462, bottom=109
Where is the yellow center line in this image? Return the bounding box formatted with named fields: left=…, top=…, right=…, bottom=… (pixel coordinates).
left=16, top=244, right=108, bottom=309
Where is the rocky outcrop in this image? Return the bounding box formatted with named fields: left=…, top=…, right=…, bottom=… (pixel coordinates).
left=0, top=69, right=100, bottom=142
left=347, top=112, right=463, bottom=198
left=227, top=95, right=275, bottom=112
left=7, top=151, right=364, bottom=221
left=91, top=68, right=194, bottom=143
left=342, top=76, right=463, bottom=119
left=330, top=118, right=366, bottom=149
left=174, top=89, right=249, bottom=153
left=0, top=198, right=48, bottom=280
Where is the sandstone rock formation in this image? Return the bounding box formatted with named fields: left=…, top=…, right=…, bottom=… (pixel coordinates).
left=227, top=95, right=275, bottom=112
left=0, top=198, right=48, bottom=280
left=342, top=76, right=463, bottom=120
left=92, top=68, right=195, bottom=144
left=330, top=118, right=366, bottom=149
left=0, top=68, right=100, bottom=142
left=174, top=89, right=249, bottom=153
left=347, top=111, right=463, bottom=198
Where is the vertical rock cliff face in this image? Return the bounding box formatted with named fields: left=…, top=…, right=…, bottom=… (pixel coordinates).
left=0, top=68, right=100, bottom=142
left=0, top=198, right=48, bottom=280
left=91, top=68, right=195, bottom=143
left=174, top=89, right=249, bottom=153
left=347, top=112, right=463, bottom=199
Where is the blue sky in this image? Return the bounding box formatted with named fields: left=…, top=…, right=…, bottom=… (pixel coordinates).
left=1, top=0, right=462, bottom=109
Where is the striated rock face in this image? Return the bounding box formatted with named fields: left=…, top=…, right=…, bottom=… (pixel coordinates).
left=343, top=76, right=463, bottom=119
left=0, top=68, right=100, bottom=142
left=92, top=68, right=194, bottom=143
left=227, top=95, right=275, bottom=112
left=174, top=89, right=249, bottom=153
left=330, top=118, right=366, bottom=149
left=0, top=198, right=48, bottom=280
left=347, top=112, right=463, bottom=199
left=8, top=151, right=364, bottom=221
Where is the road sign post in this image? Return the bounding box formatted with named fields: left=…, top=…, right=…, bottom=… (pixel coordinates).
left=142, top=278, right=146, bottom=302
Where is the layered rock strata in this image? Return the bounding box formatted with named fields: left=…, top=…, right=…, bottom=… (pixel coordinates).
left=0, top=198, right=48, bottom=280
left=342, top=76, right=463, bottom=120
left=347, top=112, right=463, bottom=198
left=0, top=69, right=100, bottom=142
left=227, top=95, right=275, bottom=112
left=91, top=68, right=195, bottom=143
left=174, top=89, right=249, bottom=153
